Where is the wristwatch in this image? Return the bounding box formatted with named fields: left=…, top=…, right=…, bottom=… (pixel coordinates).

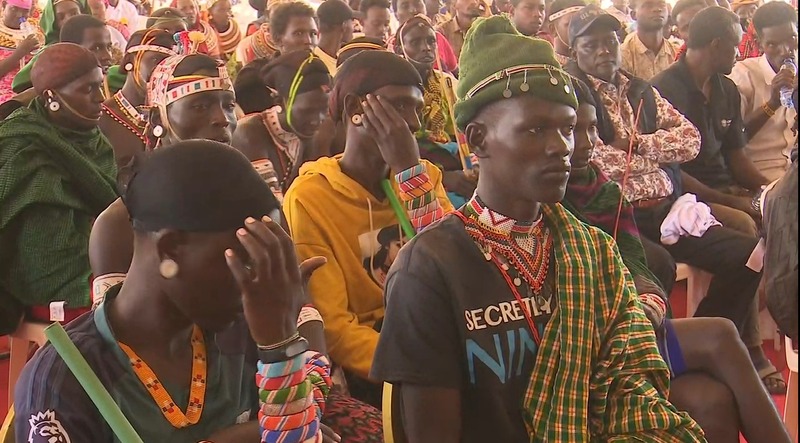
left=751, top=185, right=767, bottom=215
left=257, top=335, right=309, bottom=364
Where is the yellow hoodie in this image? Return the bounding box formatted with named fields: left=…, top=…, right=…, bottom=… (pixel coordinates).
left=284, top=156, right=453, bottom=379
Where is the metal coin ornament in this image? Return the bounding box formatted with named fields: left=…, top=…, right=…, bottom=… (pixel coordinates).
left=503, top=88, right=512, bottom=98
left=520, top=83, right=530, bottom=92
left=550, top=77, right=559, bottom=86
left=564, top=85, right=571, bottom=94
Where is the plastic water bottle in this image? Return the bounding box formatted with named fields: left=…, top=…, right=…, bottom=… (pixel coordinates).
left=779, top=59, right=797, bottom=109
left=19, top=18, right=36, bottom=37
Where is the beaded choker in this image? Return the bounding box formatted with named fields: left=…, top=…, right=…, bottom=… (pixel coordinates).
left=118, top=325, right=207, bottom=428
left=102, top=102, right=146, bottom=144
left=114, top=92, right=145, bottom=127
left=454, top=196, right=554, bottom=343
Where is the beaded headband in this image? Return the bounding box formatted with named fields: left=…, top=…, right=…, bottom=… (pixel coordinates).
left=166, top=74, right=232, bottom=104
left=147, top=54, right=234, bottom=107
left=144, top=54, right=234, bottom=149
left=464, top=64, right=572, bottom=99
left=549, top=6, right=583, bottom=22
left=126, top=44, right=179, bottom=56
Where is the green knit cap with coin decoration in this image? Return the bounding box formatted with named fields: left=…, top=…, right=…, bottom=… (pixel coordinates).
left=453, top=15, right=578, bottom=130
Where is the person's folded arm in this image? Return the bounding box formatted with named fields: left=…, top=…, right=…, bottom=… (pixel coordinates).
left=726, top=148, right=770, bottom=191
left=591, top=143, right=661, bottom=181
left=635, top=89, right=701, bottom=164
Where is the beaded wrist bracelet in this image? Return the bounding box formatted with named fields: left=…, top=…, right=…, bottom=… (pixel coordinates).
left=258, top=352, right=306, bottom=378
left=262, top=419, right=320, bottom=443
left=260, top=406, right=317, bottom=430
left=257, top=367, right=307, bottom=391
left=260, top=392, right=314, bottom=416
left=262, top=378, right=313, bottom=404
left=395, top=163, right=425, bottom=182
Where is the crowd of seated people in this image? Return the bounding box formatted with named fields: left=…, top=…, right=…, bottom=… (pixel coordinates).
left=0, top=0, right=797, bottom=441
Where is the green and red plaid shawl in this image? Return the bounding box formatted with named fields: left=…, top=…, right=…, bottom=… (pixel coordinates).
left=521, top=202, right=705, bottom=442
left=562, top=165, right=665, bottom=295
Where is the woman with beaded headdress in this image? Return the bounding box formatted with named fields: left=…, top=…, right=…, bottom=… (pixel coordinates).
left=208, top=0, right=240, bottom=60
left=102, top=7, right=188, bottom=96
left=99, top=28, right=177, bottom=168
left=171, top=0, right=220, bottom=57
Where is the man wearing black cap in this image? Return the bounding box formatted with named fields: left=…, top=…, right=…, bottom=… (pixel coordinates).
left=566, top=4, right=769, bottom=394
left=315, top=0, right=356, bottom=74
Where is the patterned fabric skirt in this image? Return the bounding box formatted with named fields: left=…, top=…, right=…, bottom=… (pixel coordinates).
left=323, top=388, right=383, bottom=442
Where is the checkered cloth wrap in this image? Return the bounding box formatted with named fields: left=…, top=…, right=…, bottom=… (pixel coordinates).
left=519, top=203, right=705, bottom=442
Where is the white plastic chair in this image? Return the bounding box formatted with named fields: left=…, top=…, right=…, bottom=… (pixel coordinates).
left=675, top=263, right=781, bottom=350
left=7, top=322, right=48, bottom=407
left=675, top=263, right=712, bottom=317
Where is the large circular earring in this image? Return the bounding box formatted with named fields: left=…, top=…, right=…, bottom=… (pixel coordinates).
left=159, top=259, right=179, bottom=279
left=351, top=114, right=363, bottom=126
left=46, top=91, right=60, bottom=112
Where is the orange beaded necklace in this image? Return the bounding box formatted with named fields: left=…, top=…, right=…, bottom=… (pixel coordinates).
left=118, top=325, right=207, bottom=428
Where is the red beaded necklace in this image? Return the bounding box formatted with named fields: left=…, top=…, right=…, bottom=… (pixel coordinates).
left=102, top=102, right=147, bottom=145
left=453, top=198, right=554, bottom=343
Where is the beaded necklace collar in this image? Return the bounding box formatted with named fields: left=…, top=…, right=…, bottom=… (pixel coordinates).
left=455, top=195, right=555, bottom=343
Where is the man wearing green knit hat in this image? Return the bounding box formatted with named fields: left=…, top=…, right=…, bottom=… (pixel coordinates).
left=372, top=14, right=705, bottom=442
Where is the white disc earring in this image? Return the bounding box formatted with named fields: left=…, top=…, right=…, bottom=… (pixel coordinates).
left=152, top=125, right=164, bottom=137
left=48, top=100, right=60, bottom=112
left=351, top=114, right=363, bottom=126
left=124, top=63, right=133, bottom=71
left=159, top=259, right=179, bottom=279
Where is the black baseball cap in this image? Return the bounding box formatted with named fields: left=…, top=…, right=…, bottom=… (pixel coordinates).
left=317, top=0, right=356, bottom=27
left=568, top=4, right=621, bottom=46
